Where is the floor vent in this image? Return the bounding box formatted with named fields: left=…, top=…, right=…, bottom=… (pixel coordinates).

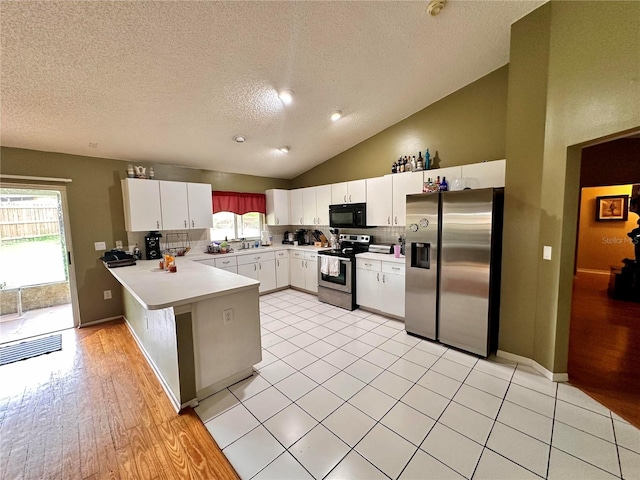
left=0, top=334, right=62, bottom=366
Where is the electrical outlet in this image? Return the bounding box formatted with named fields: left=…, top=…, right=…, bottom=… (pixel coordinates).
left=103, top=290, right=112, bottom=300
left=115, top=240, right=123, bottom=249
left=94, top=241, right=107, bottom=251
left=223, top=309, right=234, bottom=325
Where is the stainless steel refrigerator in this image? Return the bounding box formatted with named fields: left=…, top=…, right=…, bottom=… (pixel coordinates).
left=404, top=188, right=503, bottom=357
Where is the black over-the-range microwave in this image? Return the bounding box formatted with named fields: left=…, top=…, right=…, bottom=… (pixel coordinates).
left=329, top=203, right=369, bottom=228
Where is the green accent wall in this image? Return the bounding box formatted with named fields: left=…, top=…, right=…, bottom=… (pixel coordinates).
left=0, top=147, right=290, bottom=324
left=291, top=66, right=509, bottom=188
left=501, top=0, right=640, bottom=372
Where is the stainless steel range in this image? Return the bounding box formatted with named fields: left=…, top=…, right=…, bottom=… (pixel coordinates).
left=317, top=234, right=372, bottom=310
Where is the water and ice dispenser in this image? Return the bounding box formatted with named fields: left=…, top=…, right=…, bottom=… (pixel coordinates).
left=410, top=242, right=431, bottom=269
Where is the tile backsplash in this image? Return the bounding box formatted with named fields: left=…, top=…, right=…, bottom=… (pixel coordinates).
left=266, top=225, right=404, bottom=245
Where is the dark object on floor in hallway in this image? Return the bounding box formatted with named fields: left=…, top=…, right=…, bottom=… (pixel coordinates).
left=0, top=333, right=62, bottom=365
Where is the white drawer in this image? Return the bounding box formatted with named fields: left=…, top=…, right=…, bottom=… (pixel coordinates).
left=275, top=250, right=289, bottom=259
left=305, top=252, right=318, bottom=262
left=357, top=258, right=382, bottom=271
left=290, top=250, right=305, bottom=259
left=237, top=250, right=276, bottom=265
left=196, top=259, right=217, bottom=268
left=214, top=256, right=237, bottom=268
left=382, top=262, right=405, bottom=275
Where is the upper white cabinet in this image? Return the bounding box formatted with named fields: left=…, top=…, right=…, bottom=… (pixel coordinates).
left=331, top=180, right=366, bottom=204
left=187, top=183, right=214, bottom=229
left=290, top=189, right=304, bottom=226
left=122, top=178, right=212, bottom=232
left=122, top=179, right=162, bottom=232
left=366, top=176, right=393, bottom=226
left=461, top=159, right=506, bottom=188
left=300, top=185, right=332, bottom=226
left=391, top=171, right=423, bottom=227
left=302, top=187, right=317, bottom=225
left=315, top=185, right=332, bottom=225
left=160, top=181, right=189, bottom=230
left=266, top=189, right=290, bottom=226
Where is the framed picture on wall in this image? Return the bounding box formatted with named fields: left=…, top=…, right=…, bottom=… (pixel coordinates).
left=595, top=195, right=629, bottom=221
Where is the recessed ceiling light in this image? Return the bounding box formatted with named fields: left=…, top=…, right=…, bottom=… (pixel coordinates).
left=279, top=146, right=290, bottom=153
left=427, top=0, right=446, bottom=16
left=330, top=111, right=342, bottom=122
left=233, top=135, right=246, bottom=143
left=278, top=90, right=294, bottom=105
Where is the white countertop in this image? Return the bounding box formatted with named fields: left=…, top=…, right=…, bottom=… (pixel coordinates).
left=106, top=256, right=260, bottom=310
left=356, top=252, right=406, bottom=264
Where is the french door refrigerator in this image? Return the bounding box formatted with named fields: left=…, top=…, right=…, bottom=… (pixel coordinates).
left=405, top=188, right=504, bottom=357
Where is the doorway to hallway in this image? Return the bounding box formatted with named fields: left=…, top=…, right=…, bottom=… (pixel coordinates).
left=568, top=135, right=640, bottom=428
left=0, top=185, right=79, bottom=344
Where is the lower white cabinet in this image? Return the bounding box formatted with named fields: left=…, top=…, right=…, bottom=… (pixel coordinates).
left=237, top=252, right=277, bottom=293
left=289, top=250, right=318, bottom=293
left=356, top=258, right=405, bottom=317
left=275, top=250, right=290, bottom=288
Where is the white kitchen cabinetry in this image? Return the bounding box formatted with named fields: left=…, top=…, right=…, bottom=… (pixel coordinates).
left=194, top=256, right=238, bottom=274
left=237, top=252, right=277, bottom=293
left=302, top=187, right=317, bottom=225
left=275, top=250, right=290, bottom=288
left=122, top=178, right=163, bottom=232
left=289, top=250, right=318, bottom=293
left=290, top=189, right=304, bottom=226
left=356, top=258, right=405, bottom=317
left=265, top=189, right=290, bottom=226
left=331, top=180, right=366, bottom=204
left=302, top=185, right=331, bottom=226
left=366, top=176, right=393, bottom=226
left=187, top=183, right=214, bottom=229
left=122, top=178, right=212, bottom=232
left=160, top=181, right=190, bottom=230
left=461, top=159, right=505, bottom=188
left=391, top=171, right=423, bottom=227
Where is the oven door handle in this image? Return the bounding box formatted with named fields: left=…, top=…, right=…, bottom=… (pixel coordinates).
left=318, top=255, right=351, bottom=263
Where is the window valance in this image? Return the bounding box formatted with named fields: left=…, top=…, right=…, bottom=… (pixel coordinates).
left=212, top=191, right=266, bottom=215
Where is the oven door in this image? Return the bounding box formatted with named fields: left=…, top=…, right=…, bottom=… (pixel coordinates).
left=318, top=255, right=353, bottom=293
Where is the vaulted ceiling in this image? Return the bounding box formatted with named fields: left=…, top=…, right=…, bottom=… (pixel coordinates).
left=1, top=1, right=545, bottom=179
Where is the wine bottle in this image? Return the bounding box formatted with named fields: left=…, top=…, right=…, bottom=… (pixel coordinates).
left=440, top=176, right=448, bottom=191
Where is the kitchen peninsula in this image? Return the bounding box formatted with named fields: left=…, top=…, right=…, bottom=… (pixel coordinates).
left=106, top=257, right=262, bottom=411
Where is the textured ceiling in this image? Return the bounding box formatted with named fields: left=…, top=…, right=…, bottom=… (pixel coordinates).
left=1, top=1, right=545, bottom=179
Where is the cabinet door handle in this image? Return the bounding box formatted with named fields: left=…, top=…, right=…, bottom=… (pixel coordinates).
left=300, top=217, right=303, bottom=224
left=276, top=218, right=279, bottom=224
left=259, top=263, right=262, bottom=270
left=382, top=274, right=386, bottom=283
left=387, top=216, right=391, bottom=225
left=394, top=216, right=397, bottom=225
left=191, top=220, right=195, bottom=227
left=344, top=194, right=347, bottom=202
left=349, top=194, right=352, bottom=202
left=392, top=267, right=400, bottom=270
left=184, top=220, right=187, bottom=228
left=254, top=264, right=257, bottom=271
left=377, top=272, right=379, bottom=281
left=254, top=256, right=260, bottom=260
left=223, top=260, right=230, bottom=264
left=365, top=262, right=371, bottom=266
left=157, top=220, right=160, bottom=229
left=277, top=260, right=279, bottom=267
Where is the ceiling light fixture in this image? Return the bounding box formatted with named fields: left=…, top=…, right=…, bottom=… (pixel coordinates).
left=330, top=111, right=342, bottom=122
left=279, top=146, right=290, bottom=153
left=427, top=0, right=446, bottom=16
left=278, top=90, right=294, bottom=105
left=233, top=135, right=246, bottom=143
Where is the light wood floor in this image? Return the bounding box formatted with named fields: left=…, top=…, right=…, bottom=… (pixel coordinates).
left=568, top=272, right=640, bottom=428
left=0, top=320, right=239, bottom=480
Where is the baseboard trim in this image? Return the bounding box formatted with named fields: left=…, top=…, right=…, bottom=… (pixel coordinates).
left=78, top=315, right=123, bottom=328
left=497, top=350, right=569, bottom=383
left=576, top=268, right=610, bottom=276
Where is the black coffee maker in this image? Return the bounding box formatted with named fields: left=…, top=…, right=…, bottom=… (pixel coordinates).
left=294, top=229, right=307, bottom=245
left=145, top=231, right=162, bottom=260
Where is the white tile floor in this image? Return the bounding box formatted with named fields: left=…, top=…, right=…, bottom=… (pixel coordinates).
left=196, top=289, right=640, bottom=480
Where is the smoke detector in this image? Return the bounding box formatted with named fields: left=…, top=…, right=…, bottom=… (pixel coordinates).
left=427, top=0, right=446, bottom=16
